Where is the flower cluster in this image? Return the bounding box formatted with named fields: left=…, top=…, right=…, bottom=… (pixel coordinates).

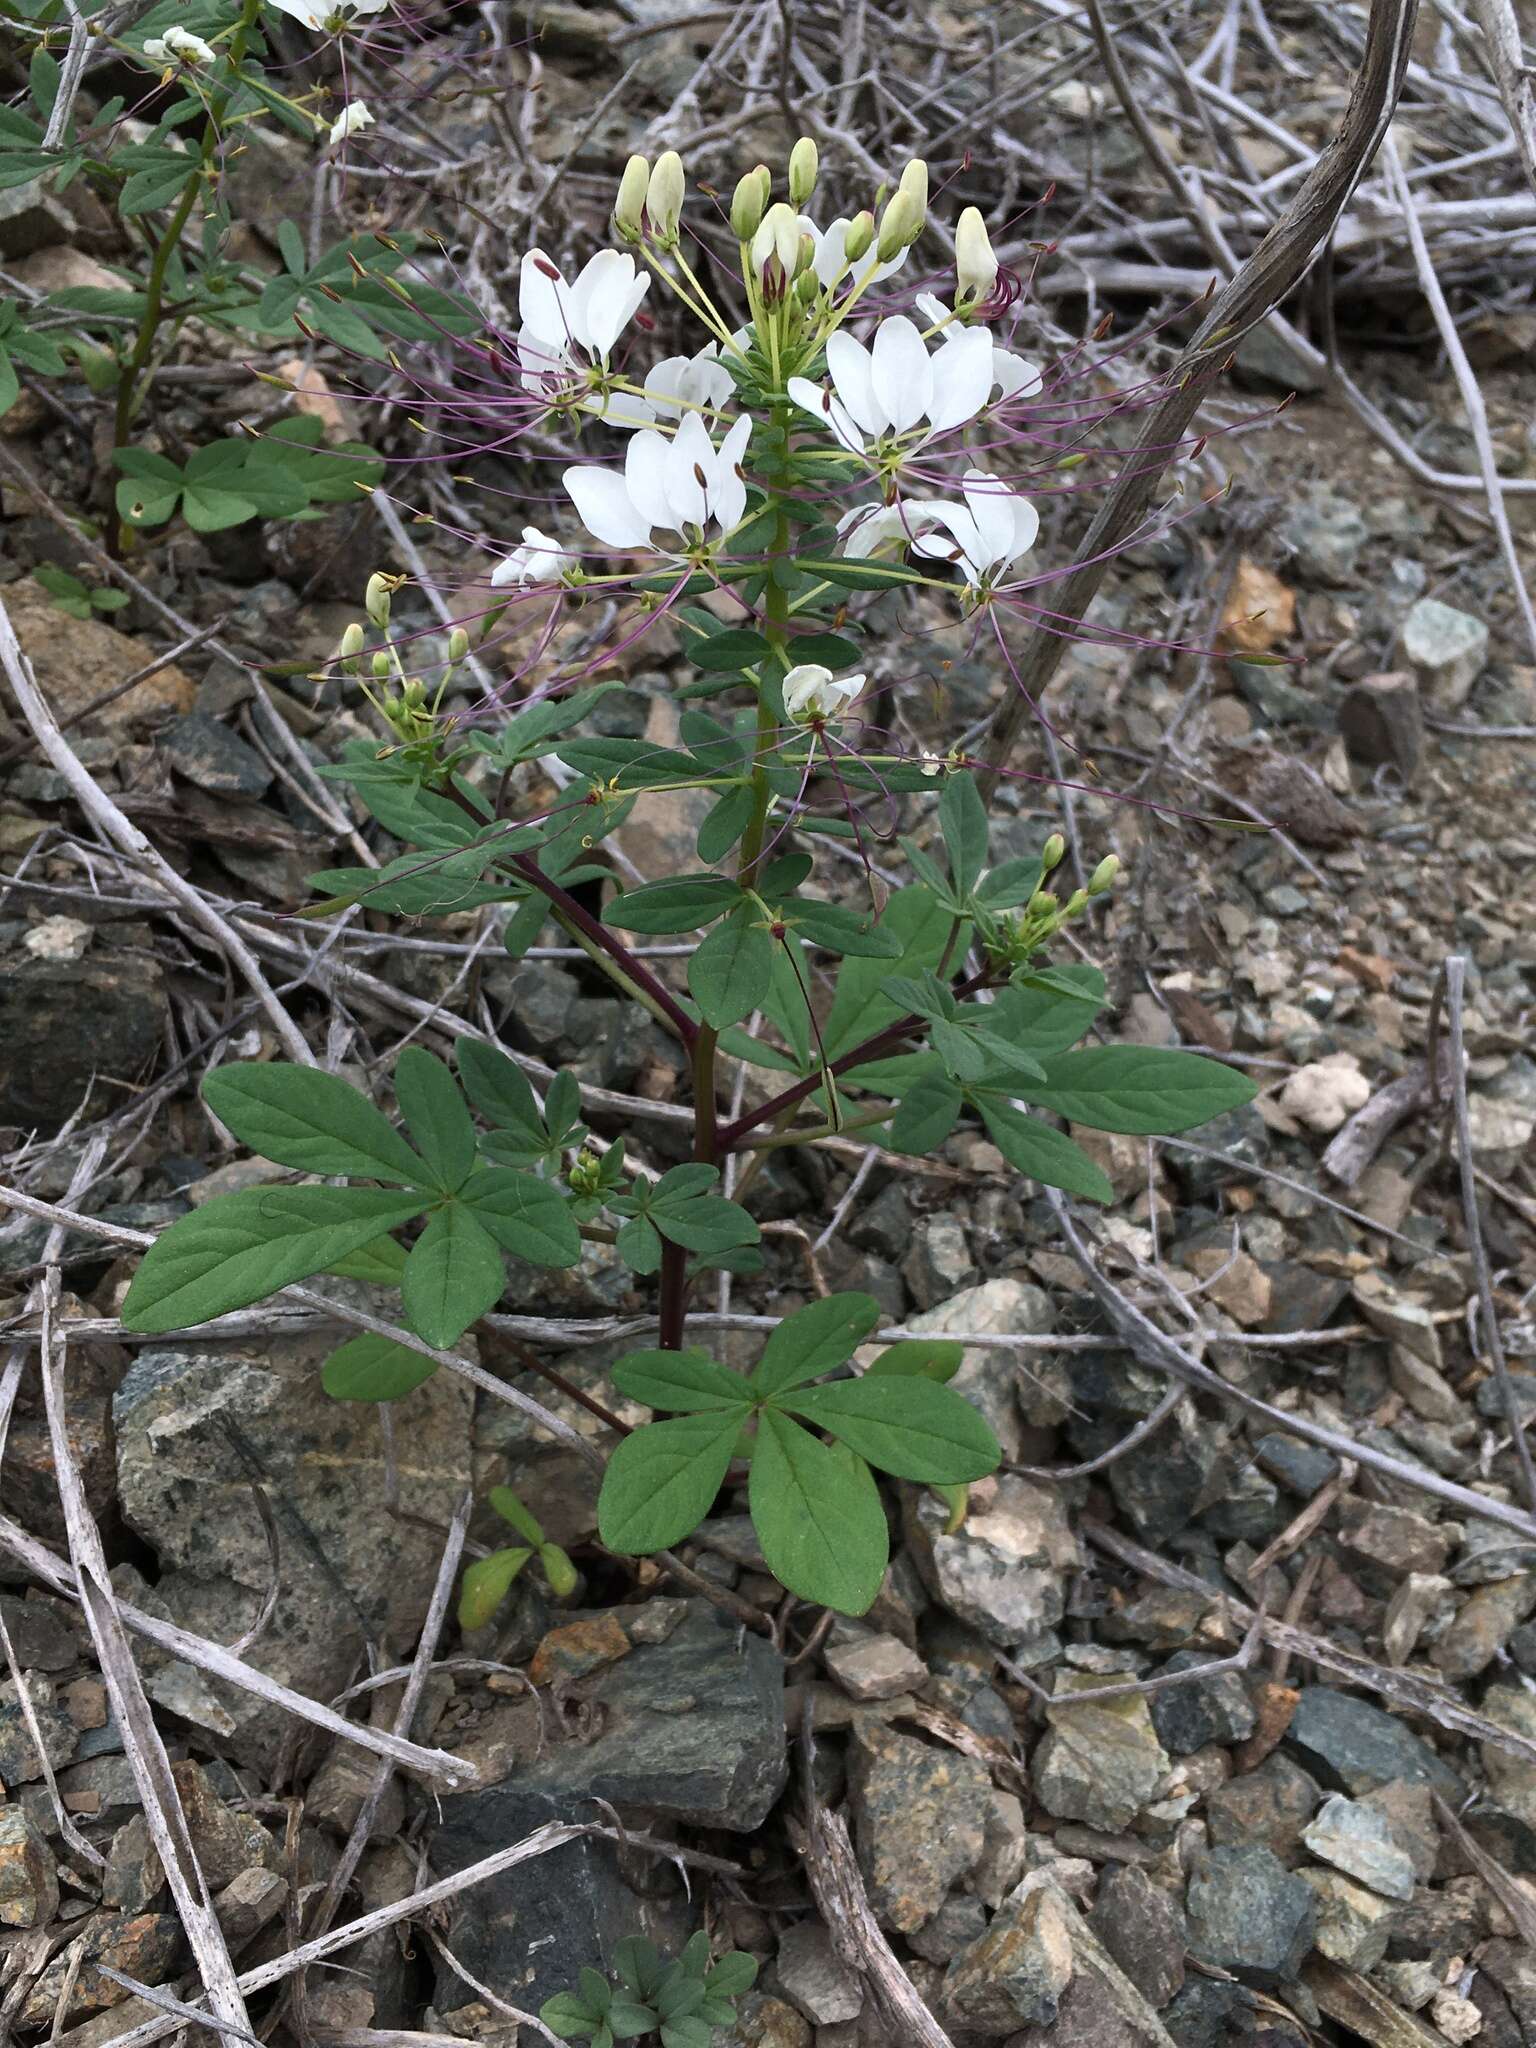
left=483, top=141, right=1049, bottom=683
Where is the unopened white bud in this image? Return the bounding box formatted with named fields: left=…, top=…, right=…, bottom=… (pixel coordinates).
left=875, top=190, right=917, bottom=265
left=614, top=154, right=649, bottom=241
left=364, top=573, right=393, bottom=627
left=339, top=622, right=365, bottom=666
left=751, top=201, right=802, bottom=287
left=788, top=135, right=818, bottom=207
left=843, top=210, right=875, bottom=264
left=646, top=151, right=685, bottom=242
left=730, top=168, right=767, bottom=240
left=899, top=157, right=928, bottom=222
left=955, top=206, right=997, bottom=308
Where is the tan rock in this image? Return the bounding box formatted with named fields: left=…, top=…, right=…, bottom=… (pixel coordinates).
left=1220, top=559, right=1296, bottom=655
left=1, top=577, right=195, bottom=729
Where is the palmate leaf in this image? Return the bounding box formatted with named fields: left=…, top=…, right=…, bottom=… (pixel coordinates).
left=687, top=906, right=774, bottom=1028
left=321, top=1332, right=438, bottom=1401
left=748, top=1412, right=887, bottom=1614
left=781, top=1373, right=1001, bottom=1483
left=121, top=1187, right=430, bottom=1333
left=395, top=1047, right=477, bottom=1192
left=610, top=1348, right=752, bottom=1414
left=401, top=1203, right=505, bottom=1349
left=605, top=874, right=741, bottom=934
left=747, top=1291, right=881, bottom=1397
left=202, top=1062, right=429, bottom=1184
left=976, top=1097, right=1115, bottom=1203
left=458, top=1166, right=581, bottom=1266
left=1020, top=1045, right=1257, bottom=1135
left=597, top=1411, right=742, bottom=1554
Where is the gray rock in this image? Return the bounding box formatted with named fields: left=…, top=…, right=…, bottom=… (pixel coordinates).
left=904, top=1472, right=1078, bottom=1649
left=847, top=1714, right=990, bottom=1932
left=1301, top=1793, right=1415, bottom=1900
left=159, top=713, right=273, bottom=797
left=0, top=1672, right=76, bottom=1785
left=1089, top=1866, right=1186, bottom=2008
left=1254, top=1434, right=1340, bottom=1497
left=1161, top=1977, right=1249, bottom=2048
left=114, top=1335, right=475, bottom=1771
left=979, top=1877, right=1179, bottom=2048
left=1399, top=597, right=1488, bottom=710
left=846, top=1182, right=913, bottom=1264
left=902, top=1215, right=976, bottom=1308
left=1282, top=492, right=1368, bottom=585
left=1107, top=1409, right=1227, bottom=1546
left=0, top=180, right=73, bottom=260
left=0, top=926, right=166, bottom=1133
left=943, top=1878, right=1076, bottom=2034
left=774, top=1923, right=862, bottom=2026
left=1343, top=675, right=1425, bottom=786
left=0, top=1805, right=58, bottom=1927
left=1233, top=321, right=1325, bottom=394
left=717, top=1993, right=811, bottom=2048
left=1185, top=1845, right=1316, bottom=1983
left=909, top=1892, right=989, bottom=1964
left=1286, top=1686, right=1464, bottom=1801
left=1032, top=1675, right=1171, bottom=1832
left=214, top=1866, right=288, bottom=1949
left=1298, top=1868, right=1397, bottom=1971
left=1433, top=1575, right=1536, bottom=1680
left=822, top=1632, right=926, bottom=1703
left=104, top=1815, right=165, bottom=1913
left=904, top=1278, right=1054, bottom=1467
left=1147, top=1652, right=1257, bottom=1755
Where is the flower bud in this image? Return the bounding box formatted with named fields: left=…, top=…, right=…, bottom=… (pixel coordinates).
left=448, top=627, right=470, bottom=663
left=899, top=157, right=928, bottom=221
left=364, top=572, right=393, bottom=627
left=875, top=190, right=917, bottom=264
left=955, top=206, right=997, bottom=307
left=371, top=650, right=392, bottom=679
left=646, top=150, right=685, bottom=243
left=794, top=230, right=817, bottom=277
left=793, top=266, right=820, bottom=305
left=1089, top=854, right=1120, bottom=895
left=730, top=168, right=766, bottom=240
left=751, top=201, right=802, bottom=290
left=1028, top=891, right=1057, bottom=918
left=614, top=153, right=649, bottom=241
left=788, top=135, right=818, bottom=207
left=843, top=210, right=875, bottom=264
left=339, top=622, right=365, bottom=667
left=403, top=679, right=427, bottom=710
left=1040, top=832, right=1066, bottom=871
left=1065, top=888, right=1089, bottom=916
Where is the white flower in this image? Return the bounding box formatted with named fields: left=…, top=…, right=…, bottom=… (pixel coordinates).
left=788, top=315, right=993, bottom=459
left=911, top=469, right=1040, bottom=590
left=916, top=292, right=1043, bottom=404
left=810, top=216, right=908, bottom=290
left=143, top=25, right=216, bottom=64
left=327, top=100, right=374, bottom=145
left=265, top=0, right=388, bottom=29
left=835, top=500, right=943, bottom=559
left=517, top=248, right=654, bottom=429
left=491, top=527, right=574, bottom=588
left=564, top=413, right=751, bottom=553
left=784, top=665, right=865, bottom=724
left=955, top=207, right=998, bottom=307
left=642, top=343, right=734, bottom=422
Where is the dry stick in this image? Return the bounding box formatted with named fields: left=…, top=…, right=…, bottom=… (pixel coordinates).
left=1469, top=0, right=1536, bottom=195
left=1087, top=1521, right=1536, bottom=1768
left=288, top=1494, right=472, bottom=2027
left=0, top=1509, right=474, bottom=1787
left=1386, top=137, right=1536, bottom=662
left=975, top=0, right=1419, bottom=803
left=1042, top=1186, right=1536, bottom=1546
left=0, top=596, right=313, bottom=1067
left=37, top=1272, right=257, bottom=2047
left=792, top=1710, right=957, bottom=2048
left=1443, top=954, right=1536, bottom=1518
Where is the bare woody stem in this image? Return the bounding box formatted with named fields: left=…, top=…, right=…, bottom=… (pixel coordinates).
left=509, top=853, right=698, bottom=1044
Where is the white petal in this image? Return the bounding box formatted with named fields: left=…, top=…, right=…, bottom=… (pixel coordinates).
left=824, top=331, right=883, bottom=437
left=519, top=250, right=568, bottom=348
left=571, top=250, right=646, bottom=361
left=993, top=347, right=1043, bottom=403
left=582, top=387, right=656, bottom=431
left=788, top=375, right=864, bottom=455
left=960, top=470, right=1016, bottom=565
left=624, top=429, right=676, bottom=532
left=914, top=291, right=950, bottom=329
left=710, top=413, right=752, bottom=532
left=662, top=412, right=713, bottom=530
left=913, top=501, right=987, bottom=583
left=812, top=218, right=847, bottom=287
left=869, top=316, right=931, bottom=437
left=642, top=355, right=690, bottom=418
left=925, top=326, right=994, bottom=439
left=1006, top=494, right=1041, bottom=568
left=838, top=503, right=916, bottom=559
left=563, top=466, right=651, bottom=550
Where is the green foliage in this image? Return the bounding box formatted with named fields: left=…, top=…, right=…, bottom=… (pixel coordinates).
left=456, top=1488, right=577, bottom=1628
left=30, top=564, right=129, bottom=620
left=114, top=421, right=383, bottom=534
left=541, top=1935, right=757, bottom=2047
left=0, top=297, right=66, bottom=417
left=598, top=1295, right=1001, bottom=1614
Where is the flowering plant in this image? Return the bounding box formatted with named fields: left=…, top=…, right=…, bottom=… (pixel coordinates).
left=119, top=141, right=1256, bottom=1615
